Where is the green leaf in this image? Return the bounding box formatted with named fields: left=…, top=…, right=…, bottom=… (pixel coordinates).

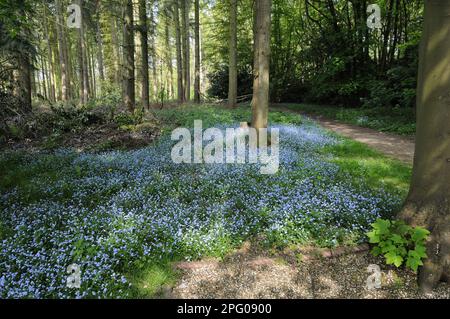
left=373, top=219, right=391, bottom=235
left=385, top=251, right=403, bottom=267
left=411, top=245, right=427, bottom=259
left=406, top=255, right=423, bottom=272
left=411, top=227, right=430, bottom=243
left=367, top=230, right=380, bottom=243
left=391, top=234, right=405, bottom=244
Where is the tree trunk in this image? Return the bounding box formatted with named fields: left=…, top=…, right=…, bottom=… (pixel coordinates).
left=194, top=0, right=201, bottom=103
left=122, top=0, right=136, bottom=112
left=149, top=0, right=158, bottom=102
left=95, top=1, right=105, bottom=86
left=228, top=0, right=238, bottom=109
left=43, top=7, right=56, bottom=102
left=111, top=15, right=121, bottom=85
left=398, top=0, right=450, bottom=293
left=164, top=7, right=175, bottom=100
left=14, top=54, right=32, bottom=112
left=182, top=0, right=191, bottom=102
left=174, top=1, right=184, bottom=103
left=251, top=0, right=271, bottom=130
left=55, top=0, right=71, bottom=101
left=138, top=0, right=150, bottom=110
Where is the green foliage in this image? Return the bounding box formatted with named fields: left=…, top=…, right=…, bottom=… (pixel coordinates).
left=207, top=65, right=253, bottom=100
left=367, top=219, right=429, bottom=272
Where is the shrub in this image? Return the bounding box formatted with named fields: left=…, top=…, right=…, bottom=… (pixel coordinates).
left=367, top=219, right=429, bottom=272
left=207, top=65, right=253, bottom=100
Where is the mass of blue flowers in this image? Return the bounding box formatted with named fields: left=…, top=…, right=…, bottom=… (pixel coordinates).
left=0, top=122, right=402, bottom=298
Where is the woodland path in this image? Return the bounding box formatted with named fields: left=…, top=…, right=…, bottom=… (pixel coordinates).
left=271, top=104, right=415, bottom=165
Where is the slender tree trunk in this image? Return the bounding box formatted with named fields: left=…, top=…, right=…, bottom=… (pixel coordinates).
left=95, top=1, right=105, bottom=87
left=164, top=7, right=174, bottom=100
left=194, top=0, right=201, bottom=103
left=122, top=0, right=136, bottom=112
left=138, top=0, right=150, bottom=110
left=182, top=0, right=191, bottom=102
left=398, top=0, right=450, bottom=293
left=174, top=1, right=184, bottom=103
left=40, top=55, right=48, bottom=100
left=55, top=0, right=70, bottom=100
left=251, top=0, right=271, bottom=130
left=81, top=6, right=90, bottom=103
left=228, top=0, right=238, bottom=108
left=149, top=0, right=158, bottom=101
left=111, top=16, right=121, bottom=85
left=43, top=7, right=56, bottom=102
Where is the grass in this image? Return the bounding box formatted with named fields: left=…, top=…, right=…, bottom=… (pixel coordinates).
left=324, top=137, right=411, bottom=196
left=280, top=104, right=416, bottom=136
left=128, top=260, right=179, bottom=298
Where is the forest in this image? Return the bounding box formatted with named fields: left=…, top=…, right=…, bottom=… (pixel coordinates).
left=0, top=0, right=449, bottom=301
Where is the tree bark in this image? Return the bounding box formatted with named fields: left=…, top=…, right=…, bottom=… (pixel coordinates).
left=398, top=0, right=450, bottom=293
left=251, top=0, right=271, bottom=130
left=182, top=0, right=191, bottom=102
left=110, top=15, right=121, bottom=85
left=174, top=1, right=184, bottom=103
left=164, top=5, right=175, bottom=100
left=138, top=0, right=150, bottom=110
left=43, top=6, right=56, bottom=102
left=95, top=0, right=105, bottom=86
left=14, top=53, right=32, bottom=112
left=55, top=0, right=71, bottom=101
left=194, top=0, right=201, bottom=103
left=149, top=0, right=158, bottom=102
left=122, top=0, right=136, bottom=112
left=228, top=0, right=238, bottom=109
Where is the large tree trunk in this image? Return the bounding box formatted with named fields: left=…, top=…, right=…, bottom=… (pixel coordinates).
left=174, top=1, right=184, bottom=103
left=14, top=54, right=32, bottom=112
left=55, top=0, right=71, bottom=101
left=251, top=0, right=271, bottom=130
left=138, top=0, right=150, bottom=110
left=194, top=0, right=201, bottom=103
left=228, top=0, right=238, bottom=109
left=122, top=0, right=136, bottom=112
left=182, top=0, right=191, bottom=102
left=398, top=0, right=450, bottom=293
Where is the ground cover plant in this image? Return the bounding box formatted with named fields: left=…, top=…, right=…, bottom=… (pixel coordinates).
left=0, top=106, right=411, bottom=298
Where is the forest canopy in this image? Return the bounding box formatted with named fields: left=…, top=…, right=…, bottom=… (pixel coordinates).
left=0, top=0, right=423, bottom=117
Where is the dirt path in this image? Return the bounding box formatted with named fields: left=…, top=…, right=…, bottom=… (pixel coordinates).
left=271, top=106, right=415, bottom=165
left=166, top=242, right=449, bottom=299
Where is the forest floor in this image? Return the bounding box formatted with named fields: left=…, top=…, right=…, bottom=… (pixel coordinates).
left=2, top=104, right=448, bottom=299
left=271, top=104, right=415, bottom=164
left=167, top=241, right=450, bottom=299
